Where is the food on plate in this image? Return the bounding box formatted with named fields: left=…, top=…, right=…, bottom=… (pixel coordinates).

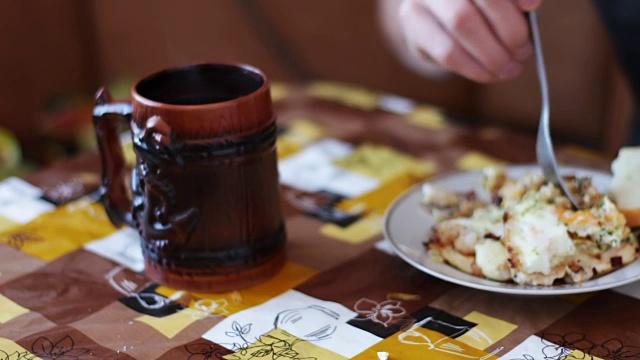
left=422, top=167, right=639, bottom=286
left=609, top=147, right=640, bottom=227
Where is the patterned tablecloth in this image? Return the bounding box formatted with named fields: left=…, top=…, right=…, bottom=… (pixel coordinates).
left=0, top=82, right=636, bottom=360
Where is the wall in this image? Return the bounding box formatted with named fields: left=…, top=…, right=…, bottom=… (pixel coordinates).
left=0, top=0, right=97, bottom=158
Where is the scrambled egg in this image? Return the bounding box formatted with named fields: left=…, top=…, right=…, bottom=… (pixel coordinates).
left=557, top=197, right=628, bottom=248
left=424, top=167, right=638, bottom=286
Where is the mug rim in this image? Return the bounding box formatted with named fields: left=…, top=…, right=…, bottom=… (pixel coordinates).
left=131, top=62, right=270, bottom=109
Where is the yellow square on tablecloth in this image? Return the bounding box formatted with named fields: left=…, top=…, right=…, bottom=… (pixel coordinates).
left=456, top=151, right=505, bottom=170
left=406, top=105, right=446, bottom=129
left=136, top=308, right=210, bottom=339
left=277, top=119, right=326, bottom=159
left=270, top=82, right=291, bottom=102
left=457, top=311, right=518, bottom=350
left=308, top=82, right=379, bottom=111
left=320, top=213, right=382, bottom=244
left=223, top=328, right=347, bottom=360
left=155, top=262, right=318, bottom=316
left=123, top=141, right=137, bottom=167
left=334, top=143, right=433, bottom=182
left=0, top=199, right=117, bottom=262
left=0, top=214, right=18, bottom=233
left=351, top=327, right=498, bottom=360
left=0, top=294, right=29, bottom=323
left=570, top=349, right=604, bottom=360
left=0, top=337, right=42, bottom=359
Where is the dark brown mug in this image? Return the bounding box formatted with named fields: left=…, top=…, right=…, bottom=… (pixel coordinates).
left=92, top=63, right=286, bottom=292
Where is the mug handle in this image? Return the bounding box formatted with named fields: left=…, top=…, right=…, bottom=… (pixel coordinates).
left=93, top=87, right=135, bottom=228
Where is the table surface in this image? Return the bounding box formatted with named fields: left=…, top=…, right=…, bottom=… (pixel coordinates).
left=0, top=81, right=635, bottom=360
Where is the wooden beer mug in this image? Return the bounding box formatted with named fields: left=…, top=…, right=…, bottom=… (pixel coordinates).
left=93, top=63, right=286, bottom=292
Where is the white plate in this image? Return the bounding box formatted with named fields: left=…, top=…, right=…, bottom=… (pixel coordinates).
left=383, top=164, right=640, bottom=295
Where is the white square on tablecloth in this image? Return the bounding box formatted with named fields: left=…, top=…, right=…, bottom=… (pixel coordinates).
left=202, top=289, right=382, bottom=358
left=278, top=138, right=380, bottom=198
left=0, top=177, right=54, bottom=223
left=84, top=227, right=144, bottom=272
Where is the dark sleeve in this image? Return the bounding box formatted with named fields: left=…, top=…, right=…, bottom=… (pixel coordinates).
left=591, top=0, right=640, bottom=144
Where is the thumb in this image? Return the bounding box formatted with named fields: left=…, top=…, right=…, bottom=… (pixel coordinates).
left=516, top=0, right=543, bottom=12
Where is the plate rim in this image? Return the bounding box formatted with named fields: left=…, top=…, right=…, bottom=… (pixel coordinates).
left=383, top=163, right=640, bottom=296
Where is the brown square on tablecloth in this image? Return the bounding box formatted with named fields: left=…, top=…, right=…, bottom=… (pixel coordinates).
left=362, top=111, right=468, bottom=154
left=25, top=153, right=102, bottom=205
left=278, top=100, right=369, bottom=142
left=536, top=291, right=640, bottom=358
left=70, top=301, right=225, bottom=360
left=0, top=244, right=45, bottom=286
left=156, top=338, right=233, bottom=360
left=285, top=215, right=375, bottom=272
left=296, top=248, right=456, bottom=315
left=0, top=249, right=123, bottom=325
left=0, top=311, right=56, bottom=342
left=16, top=325, right=136, bottom=360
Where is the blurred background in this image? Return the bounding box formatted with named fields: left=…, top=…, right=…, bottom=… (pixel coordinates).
left=0, top=0, right=634, bottom=178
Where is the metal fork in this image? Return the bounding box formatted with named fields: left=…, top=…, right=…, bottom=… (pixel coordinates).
left=529, top=11, right=582, bottom=209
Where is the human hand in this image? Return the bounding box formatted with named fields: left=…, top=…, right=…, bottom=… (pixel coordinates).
left=398, top=0, right=543, bottom=83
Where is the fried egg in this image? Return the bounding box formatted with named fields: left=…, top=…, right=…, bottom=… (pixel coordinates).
left=503, top=195, right=575, bottom=284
